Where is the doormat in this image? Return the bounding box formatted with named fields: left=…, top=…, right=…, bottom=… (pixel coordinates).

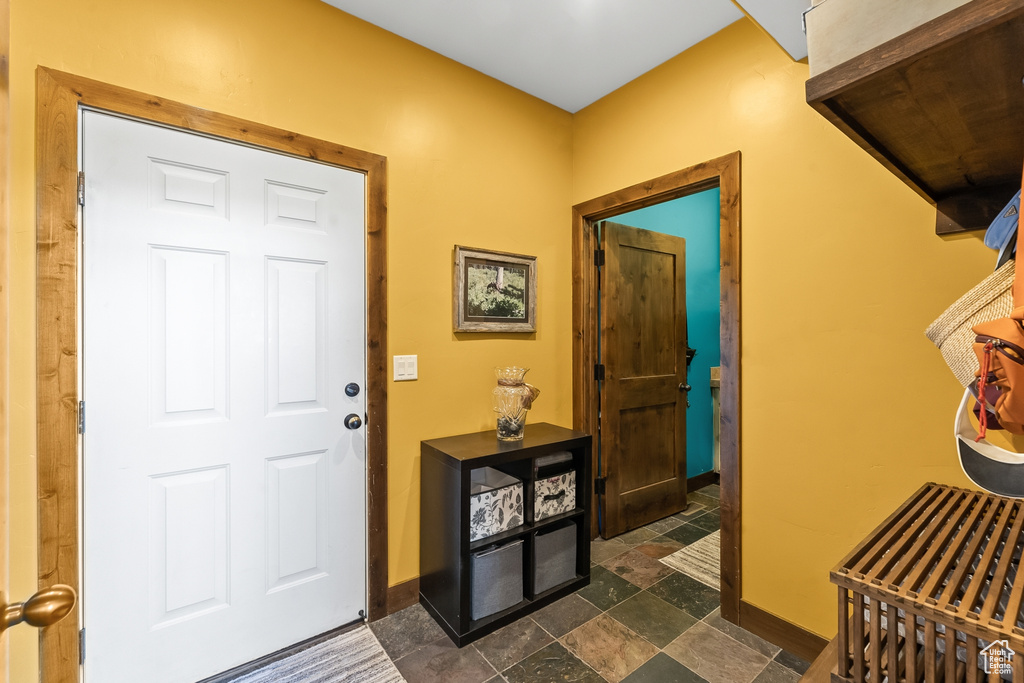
left=226, top=625, right=406, bottom=683
left=660, top=530, right=720, bottom=589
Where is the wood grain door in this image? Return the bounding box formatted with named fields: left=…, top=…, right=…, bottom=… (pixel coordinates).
left=600, top=221, right=688, bottom=537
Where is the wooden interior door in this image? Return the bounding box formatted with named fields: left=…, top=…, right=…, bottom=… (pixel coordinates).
left=600, top=221, right=688, bottom=537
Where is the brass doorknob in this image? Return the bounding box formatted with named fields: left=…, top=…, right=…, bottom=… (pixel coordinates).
left=1, top=585, right=76, bottom=634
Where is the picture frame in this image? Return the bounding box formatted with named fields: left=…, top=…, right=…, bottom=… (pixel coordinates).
left=454, top=246, right=537, bottom=333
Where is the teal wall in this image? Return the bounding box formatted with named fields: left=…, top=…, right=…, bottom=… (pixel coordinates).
left=616, top=188, right=721, bottom=478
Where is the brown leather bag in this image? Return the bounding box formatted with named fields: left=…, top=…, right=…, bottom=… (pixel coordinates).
left=973, top=316, right=1024, bottom=434
left=973, top=186, right=1024, bottom=437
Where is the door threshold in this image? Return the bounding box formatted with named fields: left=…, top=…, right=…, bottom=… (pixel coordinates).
left=196, top=617, right=366, bottom=683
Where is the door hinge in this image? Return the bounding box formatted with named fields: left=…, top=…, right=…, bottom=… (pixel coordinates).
left=78, top=401, right=85, bottom=434
left=79, top=628, right=85, bottom=664
left=594, top=364, right=605, bottom=381
left=77, top=171, right=85, bottom=207
left=594, top=477, right=607, bottom=496
left=594, top=248, right=605, bottom=267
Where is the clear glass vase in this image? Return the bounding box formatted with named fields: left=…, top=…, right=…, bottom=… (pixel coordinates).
left=492, top=366, right=540, bottom=441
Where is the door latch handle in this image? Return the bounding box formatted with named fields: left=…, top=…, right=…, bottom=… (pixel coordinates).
left=344, top=413, right=362, bottom=430
left=679, top=383, right=692, bottom=392
left=1, top=585, right=76, bottom=634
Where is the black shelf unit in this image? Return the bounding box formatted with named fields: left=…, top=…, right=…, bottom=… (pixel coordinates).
left=419, top=422, right=592, bottom=647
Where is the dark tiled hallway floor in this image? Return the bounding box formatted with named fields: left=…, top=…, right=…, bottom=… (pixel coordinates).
left=371, top=485, right=810, bottom=683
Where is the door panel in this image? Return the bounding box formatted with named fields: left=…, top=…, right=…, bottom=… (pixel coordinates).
left=619, top=404, right=677, bottom=492
left=601, top=221, right=687, bottom=537
left=82, top=110, right=367, bottom=683
left=150, top=246, right=229, bottom=422
left=618, top=246, right=676, bottom=376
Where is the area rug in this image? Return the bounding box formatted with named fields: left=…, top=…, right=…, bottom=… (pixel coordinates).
left=660, top=530, right=720, bottom=589
left=229, top=625, right=406, bottom=683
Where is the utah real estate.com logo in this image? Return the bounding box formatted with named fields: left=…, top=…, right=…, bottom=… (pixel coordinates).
left=982, top=640, right=1014, bottom=676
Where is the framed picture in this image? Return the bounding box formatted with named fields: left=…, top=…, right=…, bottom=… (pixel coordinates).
left=454, top=246, right=537, bottom=333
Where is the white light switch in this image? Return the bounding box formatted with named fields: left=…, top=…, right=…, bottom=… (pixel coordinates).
left=393, top=355, right=418, bottom=381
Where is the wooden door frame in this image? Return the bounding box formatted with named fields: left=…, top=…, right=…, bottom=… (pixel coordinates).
left=572, top=151, right=741, bottom=621
left=35, top=67, right=389, bottom=681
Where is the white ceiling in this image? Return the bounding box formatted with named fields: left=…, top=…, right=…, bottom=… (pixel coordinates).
left=321, top=0, right=809, bottom=113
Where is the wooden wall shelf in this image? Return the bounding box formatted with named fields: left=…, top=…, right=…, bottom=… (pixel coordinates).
left=805, top=0, right=1024, bottom=235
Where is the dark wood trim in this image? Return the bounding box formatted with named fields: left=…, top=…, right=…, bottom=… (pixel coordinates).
left=386, top=577, right=420, bottom=615
left=35, top=65, right=82, bottom=683
left=718, top=153, right=742, bottom=624
left=805, top=0, right=1024, bottom=234
left=364, top=153, right=390, bottom=621
left=799, top=634, right=838, bottom=683
left=739, top=600, right=829, bottom=664
left=570, top=207, right=599, bottom=534
left=687, top=470, right=719, bottom=493
left=572, top=151, right=742, bottom=622
left=35, top=67, right=389, bottom=682
left=805, top=0, right=1024, bottom=105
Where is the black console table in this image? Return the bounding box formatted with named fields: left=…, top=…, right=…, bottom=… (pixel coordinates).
left=419, top=422, right=592, bottom=646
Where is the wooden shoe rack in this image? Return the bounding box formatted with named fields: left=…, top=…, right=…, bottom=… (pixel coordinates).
left=832, top=483, right=1024, bottom=682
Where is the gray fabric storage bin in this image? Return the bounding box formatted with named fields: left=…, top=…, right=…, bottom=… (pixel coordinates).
left=470, top=539, right=523, bottom=620
left=533, top=524, right=577, bottom=594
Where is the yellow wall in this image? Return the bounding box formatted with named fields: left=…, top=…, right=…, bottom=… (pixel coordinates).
left=9, top=0, right=572, bottom=677
left=574, top=18, right=989, bottom=636
left=7, top=1, right=1006, bottom=677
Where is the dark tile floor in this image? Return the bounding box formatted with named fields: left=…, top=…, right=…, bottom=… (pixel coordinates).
left=371, top=484, right=810, bottom=683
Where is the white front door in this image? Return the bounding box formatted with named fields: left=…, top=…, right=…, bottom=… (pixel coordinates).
left=81, top=110, right=367, bottom=683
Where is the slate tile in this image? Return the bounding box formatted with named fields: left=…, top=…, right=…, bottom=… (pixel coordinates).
left=615, top=527, right=660, bottom=546
left=633, top=537, right=684, bottom=560
left=753, top=661, right=801, bottom=683
left=698, top=484, right=721, bottom=500
left=602, top=548, right=675, bottom=589
left=395, top=635, right=497, bottom=683
left=501, top=642, right=603, bottom=683
left=663, top=622, right=771, bottom=683
left=561, top=614, right=659, bottom=683
left=530, top=594, right=601, bottom=638
left=647, top=572, right=721, bottom=619
left=644, top=515, right=684, bottom=535
left=591, top=538, right=630, bottom=564
left=369, top=602, right=447, bottom=660
left=686, top=492, right=719, bottom=511
left=621, top=653, right=709, bottom=683
left=663, top=522, right=714, bottom=547
left=606, top=590, right=699, bottom=648
left=675, top=502, right=708, bottom=519
left=473, top=617, right=553, bottom=672
left=704, top=608, right=781, bottom=659
left=690, top=509, right=721, bottom=534
left=576, top=565, right=641, bottom=611
left=774, top=649, right=811, bottom=675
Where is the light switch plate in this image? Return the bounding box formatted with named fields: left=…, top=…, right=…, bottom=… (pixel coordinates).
left=393, top=354, right=418, bottom=381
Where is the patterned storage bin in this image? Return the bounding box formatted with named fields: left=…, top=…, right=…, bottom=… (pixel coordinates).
left=469, top=467, right=523, bottom=542
left=534, top=470, right=576, bottom=522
